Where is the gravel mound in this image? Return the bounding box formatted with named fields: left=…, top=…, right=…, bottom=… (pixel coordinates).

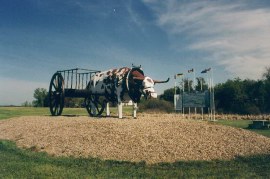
left=0, top=114, right=270, bottom=164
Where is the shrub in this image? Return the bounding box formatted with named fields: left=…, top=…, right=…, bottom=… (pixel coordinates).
left=139, top=99, right=174, bottom=113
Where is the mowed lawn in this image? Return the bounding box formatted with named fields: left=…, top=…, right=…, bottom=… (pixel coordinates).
left=0, top=107, right=270, bottom=178
left=0, top=106, right=134, bottom=120
left=0, top=107, right=88, bottom=120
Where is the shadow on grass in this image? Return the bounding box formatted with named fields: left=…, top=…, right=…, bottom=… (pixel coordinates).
left=1, top=140, right=269, bottom=178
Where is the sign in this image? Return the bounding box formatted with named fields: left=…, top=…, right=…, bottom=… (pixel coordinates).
left=183, top=91, right=210, bottom=108
left=174, top=91, right=211, bottom=109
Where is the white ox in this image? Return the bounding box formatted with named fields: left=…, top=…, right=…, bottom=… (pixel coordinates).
left=87, top=67, right=169, bottom=118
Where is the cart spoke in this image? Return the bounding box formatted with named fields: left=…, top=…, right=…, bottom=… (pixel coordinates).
left=56, top=106, right=59, bottom=114
left=54, top=79, right=58, bottom=88
left=85, top=95, right=105, bottom=117
left=94, top=102, right=101, bottom=113
left=52, top=82, right=57, bottom=91
left=54, top=106, right=57, bottom=115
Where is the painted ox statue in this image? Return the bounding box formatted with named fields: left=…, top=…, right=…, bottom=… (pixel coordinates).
left=87, top=66, right=169, bottom=118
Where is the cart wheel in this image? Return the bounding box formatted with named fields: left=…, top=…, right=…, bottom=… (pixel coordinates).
left=85, top=95, right=105, bottom=117
left=49, top=72, right=64, bottom=116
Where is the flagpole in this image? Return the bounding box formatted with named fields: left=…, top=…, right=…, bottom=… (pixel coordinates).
left=193, top=69, right=196, bottom=119
left=174, top=77, right=176, bottom=112
left=207, top=71, right=211, bottom=120
left=211, top=68, right=216, bottom=121
left=182, top=75, right=185, bottom=118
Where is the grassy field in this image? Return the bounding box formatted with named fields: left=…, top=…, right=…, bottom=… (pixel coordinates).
left=0, top=106, right=134, bottom=120
left=215, top=120, right=270, bottom=137
left=0, top=140, right=269, bottom=178
left=0, top=107, right=270, bottom=178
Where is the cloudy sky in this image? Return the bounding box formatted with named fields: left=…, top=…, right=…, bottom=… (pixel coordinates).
left=1, top=0, right=270, bottom=105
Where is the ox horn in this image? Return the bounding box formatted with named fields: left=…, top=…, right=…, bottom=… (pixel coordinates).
left=133, top=76, right=145, bottom=81
left=154, top=78, right=170, bottom=84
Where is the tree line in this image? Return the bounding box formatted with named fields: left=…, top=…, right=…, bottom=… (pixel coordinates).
left=214, top=67, right=270, bottom=114
left=23, top=88, right=84, bottom=108
left=28, top=67, right=270, bottom=115
left=160, top=67, right=270, bottom=115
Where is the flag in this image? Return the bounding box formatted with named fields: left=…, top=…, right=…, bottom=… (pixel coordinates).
left=188, top=68, right=194, bottom=73
left=174, top=73, right=183, bottom=79
left=201, top=68, right=211, bottom=73
left=201, top=69, right=207, bottom=73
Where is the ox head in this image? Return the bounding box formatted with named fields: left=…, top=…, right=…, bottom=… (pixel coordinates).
left=133, top=76, right=170, bottom=99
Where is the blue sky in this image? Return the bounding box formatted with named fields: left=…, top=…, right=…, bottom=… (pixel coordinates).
left=1, top=0, right=270, bottom=105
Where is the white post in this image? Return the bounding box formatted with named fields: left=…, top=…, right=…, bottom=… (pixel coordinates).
left=182, top=77, right=185, bottom=118
left=193, top=69, right=196, bottom=120
left=133, top=102, right=138, bottom=119
left=201, top=107, right=204, bottom=120
left=211, top=68, right=216, bottom=121
left=207, top=72, right=211, bottom=120
left=189, top=107, right=191, bottom=119
left=174, top=81, right=177, bottom=111
left=106, top=102, right=110, bottom=117
left=195, top=107, right=197, bottom=120
left=201, top=77, right=203, bottom=120
left=118, top=102, right=123, bottom=119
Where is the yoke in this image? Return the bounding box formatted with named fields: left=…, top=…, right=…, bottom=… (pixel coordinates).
left=125, top=67, right=144, bottom=103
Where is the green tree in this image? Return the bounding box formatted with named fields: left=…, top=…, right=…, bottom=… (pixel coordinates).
left=215, top=78, right=266, bottom=114
left=21, top=101, right=32, bottom=107
left=160, top=86, right=183, bottom=103
left=183, top=78, right=194, bottom=92
left=32, top=88, right=48, bottom=107
left=262, top=66, right=270, bottom=80
left=64, top=98, right=84, bottom=108
left=160, top=88, right=175, bottom=103
left=195, top=77, right=208, bottom=91
left=262, top=66, right=270, bottom=112
left=215, top=78, right=252, bottom=114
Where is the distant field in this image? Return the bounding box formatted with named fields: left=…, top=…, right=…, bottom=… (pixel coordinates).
left=0, top=106, right=133, bottom=120
left=0, top=107, right=104, bottom=119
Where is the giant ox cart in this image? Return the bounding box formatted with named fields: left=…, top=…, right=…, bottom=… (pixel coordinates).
left=49, top=66, right=169, bottom=118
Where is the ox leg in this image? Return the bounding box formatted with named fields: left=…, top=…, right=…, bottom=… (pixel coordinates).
left=118, top=102, right=123, bottom=119
left=133, top=102, right=138, bottom=119
left=115, top=86, right=124, bottom=119
left=106, top=102, right=110, bottom=117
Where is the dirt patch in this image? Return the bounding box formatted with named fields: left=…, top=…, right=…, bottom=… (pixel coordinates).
left=0, top=114, right=270, bottom=164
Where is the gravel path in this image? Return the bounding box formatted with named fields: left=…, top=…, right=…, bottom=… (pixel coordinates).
left=0, top=114, right=270, bottom=164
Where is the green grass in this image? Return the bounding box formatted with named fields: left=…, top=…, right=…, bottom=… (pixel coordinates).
left=0, top=106, right=133, bottom=120
left=216, top=120, right=270, bottom=137
left=1, top=140, right=270, bottom=178
left=0, top=107, right=49, bottom=120
left=1, top=107, right=270, bottom=178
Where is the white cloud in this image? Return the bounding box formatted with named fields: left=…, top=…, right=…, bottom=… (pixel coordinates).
left=144, top=0, right=270, bottom=80
left=0, top=77, right=47, bottom=105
